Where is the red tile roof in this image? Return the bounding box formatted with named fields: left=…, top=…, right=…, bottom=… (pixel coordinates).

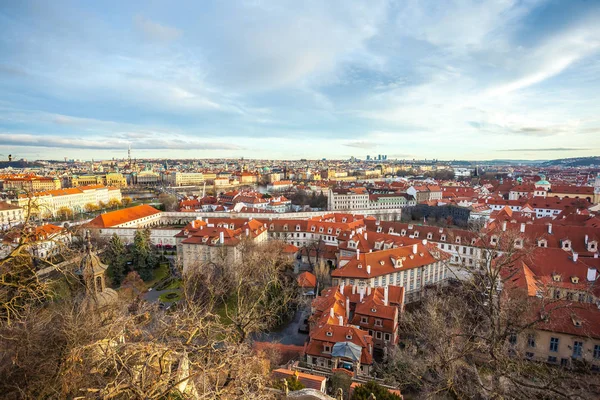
left=86, top=205, right=160, bottom=228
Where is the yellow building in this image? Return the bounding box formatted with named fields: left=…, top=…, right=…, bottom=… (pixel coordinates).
left=71, top=173, right=127, bottom=189
left=3, top=176, right=61, bottom=192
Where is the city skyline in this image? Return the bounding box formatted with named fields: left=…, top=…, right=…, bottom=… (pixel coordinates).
left=1, top=0, right=600, bottom=161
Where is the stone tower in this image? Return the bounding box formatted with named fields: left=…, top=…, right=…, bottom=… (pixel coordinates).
left=78, top=231, right=118, bottom=310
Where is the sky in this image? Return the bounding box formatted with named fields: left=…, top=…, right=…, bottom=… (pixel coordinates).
left=1, top=0, right=600, bottom=161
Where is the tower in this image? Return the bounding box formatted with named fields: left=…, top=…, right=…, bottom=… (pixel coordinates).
left=128, top=144, right=132, bottom=166
left=595, top=173, right=600, bottom=194
left=78, top=231, right=118, bottom=310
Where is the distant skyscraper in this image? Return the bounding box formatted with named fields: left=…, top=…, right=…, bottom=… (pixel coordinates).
left=366, top=155, right=371, bottom=161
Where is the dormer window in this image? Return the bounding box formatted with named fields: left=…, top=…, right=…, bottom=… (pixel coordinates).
left=375, top=319, right=382, bottom=327
left=538, top=239, right=547, bottom=248
left=342, top=218, right=347, bottom=223
left=326, top=331, right=333, bottom=337
left=336, top=229, right=341, bottom=235
left=328, top=228, right=332, bottom=234
left=269, top=224, right=274, bottom=230
left=371, top=308, right=377, bottom=312
left=346, top=334, right=353, bottom=340
left=589, top=241, right=598, bottom=252
left=377, top=227, right=382, bottom=233
left=319, top=227, right=324, bottom=233
left=389, top=228, right=394, bottom=234
left=514, top=239, right=523, bottom=249
left=311, top=226, right=316, bottom=232
left=358, top=264, right=362, bottom=269
left=427, top=233, right=433, bottom=240
left=471, top=238, right=476, bottom=245
left=455, top=237, right=461, bottom=244
left=441, top=234, right=446, bottom=241
left=283, top=225, right=288, bottom=231
left=491, top=235, right=498, bottom=245
left=571, top=276, right=579, bottom=284
left=553, top=274, right=561, bottom=282
left=379, top=260, right=385, bottom=265
left=414, top=231, right=419, bottom=238
left=401, top=229, right=406, bottom=236
left=295, top=225, right=300, bottom=231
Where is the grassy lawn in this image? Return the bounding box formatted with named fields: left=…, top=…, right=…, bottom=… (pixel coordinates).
left=214, top=295, right=237, bottom=325
left=158, top=291, right=181, bottom=302
left=145, top=263, right=170, bottom=288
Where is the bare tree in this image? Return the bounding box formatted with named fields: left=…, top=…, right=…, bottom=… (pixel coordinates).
left=378, top=227, right=600, bottom=398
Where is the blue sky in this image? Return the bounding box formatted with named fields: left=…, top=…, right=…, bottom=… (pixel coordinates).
left=1, top=0, right=599, bottom=161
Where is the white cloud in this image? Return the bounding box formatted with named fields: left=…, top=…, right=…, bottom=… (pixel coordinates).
left=0, top=133, right=243, bottom=151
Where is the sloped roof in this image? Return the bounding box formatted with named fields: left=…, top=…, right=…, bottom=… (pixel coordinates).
left=86, top=205, right=161, bottom=228
left=332, top=341, right=362, bottom=362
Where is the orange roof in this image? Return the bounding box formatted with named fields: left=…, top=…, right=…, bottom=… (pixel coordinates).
left=272, top=369, right=326, bottom=391
left=297, top=271, right=317, bottom=288
left=86, top=205, right=161, bottom=228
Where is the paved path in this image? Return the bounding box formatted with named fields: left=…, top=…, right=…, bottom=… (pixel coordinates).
left=252, top=307, right=309, bottom=346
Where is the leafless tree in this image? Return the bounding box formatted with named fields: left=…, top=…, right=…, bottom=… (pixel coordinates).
left=378, top=226, right=600, bottom=399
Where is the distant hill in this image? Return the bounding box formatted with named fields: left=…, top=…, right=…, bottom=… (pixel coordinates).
left=538, top=156, right=600, bottom=168
left=0, top=161, right=45, bottom=169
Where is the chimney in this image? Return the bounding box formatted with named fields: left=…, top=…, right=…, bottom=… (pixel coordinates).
left=367, top=265, right=371, bottom=275
left=384, top=286, right=389, bottom=306
left=346, top=298, right=350, bottom=317
left=595, top=253, right=599, bottom=259
left=413, top=244, right=418, bottom=254
left=367, top=286, right=371, bottom=296
left=337, top=315, right=344, bottom=326
left=359, top=288, right=364, bottom=302
left=587, top=268, right=597, bottom=282
left=340, top=282, right=345, bottom=294
left=330, top=308, right=334, bottom=318
left=520, top=223, right=525, bottom=233
left=364, top=232, right=368, bottom=240
left=422, top=239, right=427, bottom=245
left=548, top=223, right=552, bottom=234
left=352, top=285, right=356, bottom=295
left=502, top=221, right=507, bottom=232
left=245, top=228, right=249, bottom=236
left=585, top=235, right=589, bottom=244
left=219, top=231, right=224, bottom=244
left=356, top=248, right=360, bottom=260
left=573, top=252, right=579, bottom=263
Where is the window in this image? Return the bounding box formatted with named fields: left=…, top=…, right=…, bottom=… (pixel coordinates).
left=361, top=316, right=368, bottom=324
left=547, top=356, right=557, bottom=363
left=550, top=337, right=559, bottom=352
left=594, top=345, right=600, bottom=359
left=527, top=334, right=536, bottom=348
left=376, top=331, right=382, bottom=339
left=324, top=345, right=331, bottom=353
left=375, top=319, right=382, bottom=327
left=509, top=333, right=517, bottom=345
left=384, top=333, right=391, bottom=341
left=573, top=341, right=583, bottom=358
left=526, top=352, right=534, bottom=359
